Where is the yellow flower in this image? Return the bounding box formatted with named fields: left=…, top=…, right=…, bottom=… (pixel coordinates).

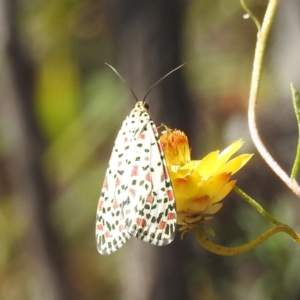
left=160, top=130, right=253, bottom=232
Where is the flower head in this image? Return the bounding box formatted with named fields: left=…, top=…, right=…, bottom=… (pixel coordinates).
left=160, top=129, right=253, bottom=233
left=161, top=129, right=191, bottom=167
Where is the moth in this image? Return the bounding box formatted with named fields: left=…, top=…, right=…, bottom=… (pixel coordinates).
left=96, top=64, right=184, bottom=255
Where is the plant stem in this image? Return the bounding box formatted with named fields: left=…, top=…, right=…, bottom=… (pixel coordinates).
left=196, top=224, right=300, bottom=256
left=291, top=84, right=300, bottom=179
left=247, top=0, right=300, bottom=197
left=234, top=186, right=281, bottom=225
left=240, top=0, right=261, bottom=31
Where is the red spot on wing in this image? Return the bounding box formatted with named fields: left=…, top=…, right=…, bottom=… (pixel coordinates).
left=118, top=161, right=122, bottom=167
left=103, top=176, right=108, bottom=188
left=136, top=218, right=147, bottom=227
left=167, top=190, right=174, bottom=201
left=97, top=224, right=103, bottom=231
left=167, top=212, right=176, bottom=220
left=139, top=133, right=145, bottom=139
left=163, top=165, right=169, bottom=180
left=131, top=165, right=139, bottom=176
left=119, top=225, right=125, bottom=232
left=124, top=137, right=128, bottom=142
left=146, top=195, right=154, bottom=202
left=105, top=231, right=111, bottom=238
left=130, top=189, right=136, bottom=197
left=158, top=221, right=166, bottom=229
left=115, top=177, right=121, bottom=186
left=98, top=201, right=104, bottom=211
left=145, top=172, right=151, bottom=181
left=113, top=201, right=119, bottom=209
left=125, top=209, right=131, bottom=215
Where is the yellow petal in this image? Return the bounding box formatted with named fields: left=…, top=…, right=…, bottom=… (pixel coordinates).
left=213, top=140, right=244, bottom=171
left=173, top=175, right=199, bottom=201
left=185, top=194, right=210, bottom=214
left=170, top=167, right=190, bottom=179
left=203, top=203, right=223, bottom=215
left=196, top=172, right=232, bottom=200
left=209, top=180, right=236, bottom=204
left=170, top=161, right=198, bottom=181
left=195, top=151, right=219, bottom=178
left=182, top=161, right=198, bottom=171
left=218, top=154, right=253, bottom=175
left=176, top=196, right=190, bottom=212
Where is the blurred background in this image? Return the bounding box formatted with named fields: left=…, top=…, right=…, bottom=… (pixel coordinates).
left=1, top=0, right=300, bottom=299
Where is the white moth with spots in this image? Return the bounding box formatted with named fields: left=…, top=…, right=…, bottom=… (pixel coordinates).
left=95, top=65, right=183, bottom=255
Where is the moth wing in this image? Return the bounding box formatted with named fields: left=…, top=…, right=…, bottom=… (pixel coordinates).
left=123, top=119, right=177, bottom=246
left=95, top=115, right=134, bottom=255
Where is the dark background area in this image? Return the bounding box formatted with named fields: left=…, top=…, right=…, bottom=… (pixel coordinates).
left=0, top=0, right=300, bottom=299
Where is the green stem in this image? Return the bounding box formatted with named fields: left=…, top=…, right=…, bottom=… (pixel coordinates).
left=196, top=225, right=300, bottom=256
left=291, top=83, right=300, bottom=179
left=234, top=186, right=281, bottom=225
left=194, top=186, right=300, bottom=256
left=240, top=0, right=261, bottom=31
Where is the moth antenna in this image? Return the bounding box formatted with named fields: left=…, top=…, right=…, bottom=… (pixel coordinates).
left=105, top=63, right=138, bottom=102
left=143, top=63, right=187, bottom=102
